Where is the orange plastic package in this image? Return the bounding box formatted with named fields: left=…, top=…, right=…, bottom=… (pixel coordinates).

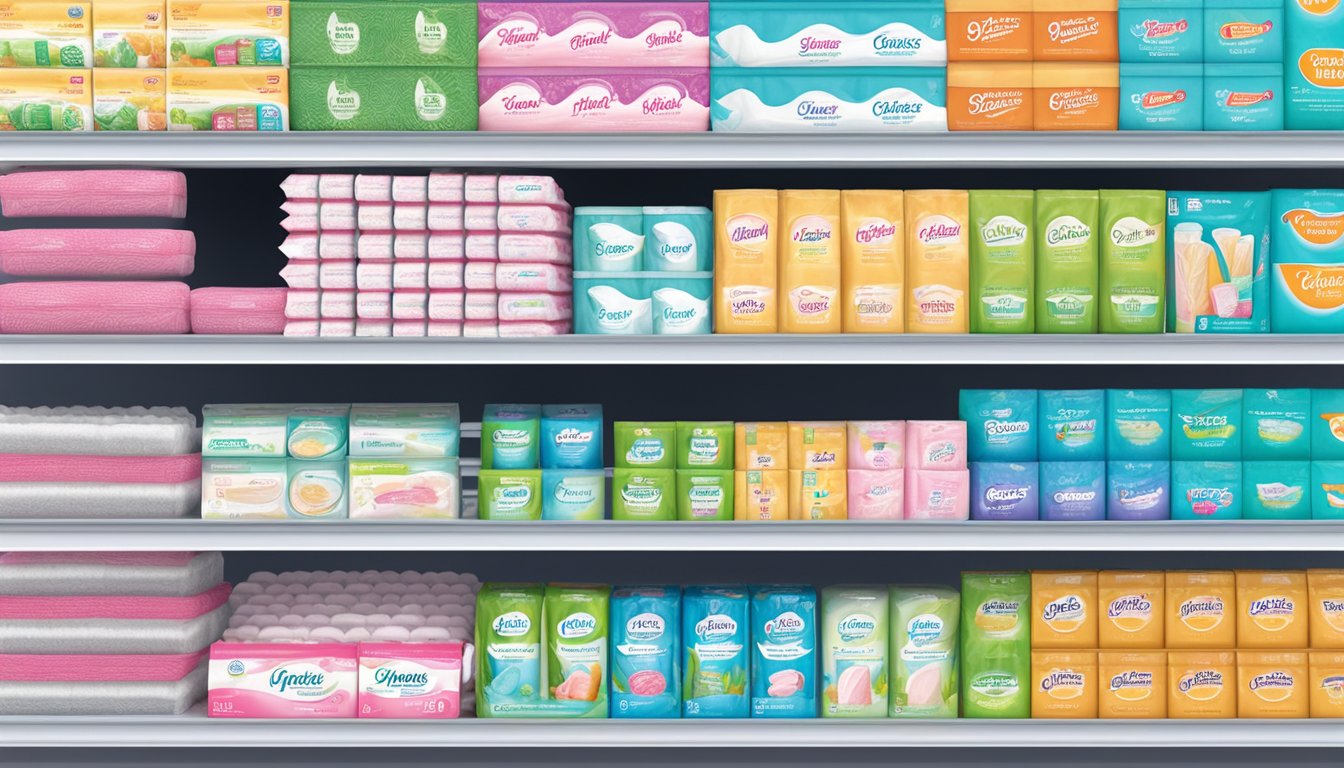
left=1236, top=570, right=1308, bottom=650
left=1238, top=651, right=1308, bottom=718
left=948, top=63, right=1034, bottom=131
left=1031, top=570, right=1098, bottom=649
left=1168, top=650, right=1237, bottom=719
left=1309, top=651, right=1344, bottom=718
left=946, top=0, right=1034, bottom=60
left=1098, top=651, right=1167, bottom=718
left=1308, top=570, right=1344, bottom=649
left=1165, top=571, right=1236, bottom=650
left=1098, top=571, right=1165, bottom=649
left=1032, top=650, right=1098, bottom=718
left=1032, top=63, right=1119, bottom=131
left=1033, top=0, right=1118, bottom=60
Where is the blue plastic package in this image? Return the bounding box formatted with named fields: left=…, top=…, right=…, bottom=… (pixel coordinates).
left=1172, top=460, right=1243, bottom=519
left=683, top=586, right=750, bottom=718
left=1242, top=389, right=1311, bottom=460
left=970, top=462, right=1040, bottom=521
left=611, top=586, right=682, bottom=718
left=1106, top=389, right=1172, bottom=460
left=710, top=0, right=948, bottom=68
left=1243, top=460, right=1311, bottom=519
left=1312, top=461, right=1344, bottom=519
left=1204, top=63, right=1285, bottom=130
left=643, top=207, right=713, bottom=272
left=1120, top=0, right=1205, bottom=60
left=1119, top=63, right=1204, bottom=130
left=1107, top=460, right=1172, bottom=519
left=1038, top=390, right=1106, bottom=462
left=541, top=469, right=606, bottom=520
left=541, top=404, right=604, bottom=469
left=710, top=67, right=948, bottom=132
left=751, top=585, right=818, bottom=718
left=1040, top=461, right=1106, bottom=520
left=1204, top=0, right=1283, bottom=62
left=959, top=389, right=1038, bottom=462
left=1172, top=389, right=1242, bottom=460
left=1165, top=191, right=1273, bottom=333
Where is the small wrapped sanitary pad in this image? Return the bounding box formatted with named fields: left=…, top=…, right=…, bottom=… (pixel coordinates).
left=189, top=288, right=287, bottom=335
left=498, top=292, right=572, bottom=322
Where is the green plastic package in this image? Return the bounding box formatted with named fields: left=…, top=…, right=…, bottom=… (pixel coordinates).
left=544, top=584, right=610, bottom=717
left=1099, top=190, right=1166, bottom=333
left=890, top=585, right=960, bottom=718
left=612, top=468, right=676, bottom=521
left=960, top=572, right=1030, bottom=718
left=477, top=583, right=544, bottom=718
left=614, top=422, right=676, bottom=469
left=676, top=469, right=734, bottom=521
left=675, top=421, right=735, bottom=469
left=290, top=1, right=477, bottom=67
left=1035, top=190, right=1100, bottom=334
left=290, top=67, right=477, bottom=131
left=969, top=190, right=1034, bottom=333
left=478, top=469, right=543, bottom=520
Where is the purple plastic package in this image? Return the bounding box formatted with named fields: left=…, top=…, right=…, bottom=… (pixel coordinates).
left=478, top=69, right=710, bottom=132
left=1040, top=461, right=1106, bottom=521
left=970, top=462, right=1040, bottom=521
left=1106, top=460, right=1172, bottom=520
left=478, top=2, right=709, bottom=68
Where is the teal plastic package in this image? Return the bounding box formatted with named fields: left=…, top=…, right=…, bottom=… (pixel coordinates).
left=1166, top=191, right=1272, bottom=333
left=643, top=206, right=713, bottom=272
left=1172, top=460, right=1243, bottom=519
left=574, top=207, right=644, bottom=272
left=285, top=459, right=348, bottom=519
left=683, top=586, right=750, bottom=718
left=348, top=403, right=460, bottom=458
left=611, top=586, right=681, bottom=719
left=959, top=389, right=1038, bottom=462
left=1037, top=390, right=1106, bottom=461
left=710, top=0, right=947, bottom=68
left=1204, top=0, right=1283, bottom=61
left=286, top=405, right=350, bottom=460
left=541, top=404, right=603, bottom=470
left=1120, top=63, right=1204, bottom=130
left=1242, top=389, right=1311, bottom=459
left=541, top=469, right=606, bottom=520
left=1203, top=63, right=1285, bottom=130
left=1106, top=389, right=1172, bottom=460
left=478, top=469, right=543, bottom=520
left=482, top=404, right=541, bottom=470
left=1313, top=389, right=1344, bottom=458
left=1172, top=389, right=1242, bottom=459
left=1243, top=460, right=1311, bottom=519
left=751, top=586, right=818, bottom=718
left=1120, top=0, right=1205, bottom=60
left=1270, top=189, right=1344, bottom=334
left=1107, top=460, right=1172, bottom=520
left=710, top=68, right=948, bottom=132
left=1285, top=0, right=1344, bottom=129
left=1312, top=461, right=1344, bottom=518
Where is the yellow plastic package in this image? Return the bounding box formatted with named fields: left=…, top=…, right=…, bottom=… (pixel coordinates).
left=905, top=190, right=970, bottom=333
left=0, top=68, right=91, bottom=130
left=1165, top=570, right=1236, bottom=649
left=93, top=68, right=165, bottom=130
left=1238, top=651, right=1308, bottom=718
left=778, top=189, right=842, bottom=333
left=788, top=469, right=846, bottom=520
left=1031, top=570, right=1098, bottom=649
left=1308, top=569, right=1344, bottom=649
left=1098, top=570, right=1164, bottom=649
left=167, top=0, right=289, bottom=66
left=735, top=422, right=788, bottom=470
left=1167, top=650, right=1237, bottom=718
left=166, top=67, right=287, bottom=131
left=787, top=421, right=847, bottom=470
left=1236, top=570, right=1308, bottom=649
left=734, top=469, right=789, bottom=521
left=1031, top=650, right=1098, bottom=718
left=93, top=0, right=166, bottom=68
left=713, top=189, right=779, bottom=334
left=1309, top=651, right=1344, bottom=718
left=1098, top=651, right=1167, bottom=718
left=840, top=189, right=904, bottom=333
left=0, top=1, right=92, bottom=67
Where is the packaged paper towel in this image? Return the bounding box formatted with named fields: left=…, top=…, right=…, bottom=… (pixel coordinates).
left=291, top=67, right=476, bottom=131
left=291, top=1, right=476, bottom=67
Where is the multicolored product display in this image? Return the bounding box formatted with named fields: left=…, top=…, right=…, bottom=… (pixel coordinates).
left=477, top=404, right=605, bottom=520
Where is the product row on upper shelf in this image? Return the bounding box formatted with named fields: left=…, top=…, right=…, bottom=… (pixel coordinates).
left=6, top=387, right=1344, bottom=522
left=1, top=0, right=1340, bottom=131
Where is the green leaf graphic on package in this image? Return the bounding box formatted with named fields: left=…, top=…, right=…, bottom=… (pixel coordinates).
left=325, top=12, right=360, bottom=55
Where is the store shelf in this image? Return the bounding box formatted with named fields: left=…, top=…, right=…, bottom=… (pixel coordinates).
left=5, top=334, right=1344, bottom=365
left=2, top=715, right=1342, bottom=749
left=2, top=132, right=1344, bottom=169
left=5, top=519, right=1344, bottom=551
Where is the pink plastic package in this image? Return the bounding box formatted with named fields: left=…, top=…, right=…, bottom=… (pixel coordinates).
left=498, top=292, right=572, bottom=322
left=0, top=650, right=207, bottom=682
left=427, top=204, right=464, bottom=233
left=496, top=262, right=571, bottom=292
left=285, top=320, right=319, bottom=337
left=320, top=202, right=358, bottom=231
left=0, top=281, right=190, bottom=334
left=321, top=290, right=356, bottom=319
left=190, top=288, right=287, bottom=335
left=395, top=233, right=429, bottom=260
left=904, top=469, right=970, bottom=520
left=464, top=262, right=496, bottom=291
left=0, top=453, right=201, bottom=484
left=499, top=234, right=572, bottom=264
left=848, top=420, right=906, bottom=471
left=357, top=292, right=391, bottom=320
left=429, top=290, right=464, bottom=321
left=320, top=319, right=355, bottom=337
left=847, top=469, right=904, bottom=520
left=281, top=201, right=318, bottom=233
left=208, top=642, right=357, bottom=719
left=393, top=291, right=428, bottom=320
left=497, top=204, right=571, bottom=234
left=280, top=262, right=317, bottom=289
left=428, top=321, right=463, bottom=337
left=394, top=205, right=428, bottom=231
left=427, top=260, right=465, bottom=289
left=429, top=233, right=465, bottom=261
left=319, top=261, right=356, bottom=290
left=285, top=290, right=319, bottom=320
left=464, top=320, right=499, bottom=337
left=354, top=174, right=392, bottom=202
left=393, top=319, right=426, bottom=337
left=904, top=421, right=968, bottom=471
left=0, top=229, right=195, bottom=278
left=0, top=170, right=187, bottom=218
left=318, top=174, right=355, bottom=201
left=393, top=176, right=428, bottom=203
left=357, top=261, right=393, bottom=291
left=478, top=69, right=710, bottom=132
left=466, top=234, right=498, bottom=261
left=465, top=204, right=498, bottom=232
left=394, top=261, right=428, bottom=290
left=358, top=203, right=394, bottom=232
left=498, top=175, right=565, bottom=205
left=498, top=320, right=570, bottom=336
left=429, top=173, right=465, bottom=204
left=478, top=2, right=709, bottom=68
left=465, top=291, right=499, bottom=321
left=465, top=175, right=498, bottom=203
left=356, top=319, right=391, bottom=337
left=357, top=642, right=467, bottom=719
left=280, top=174, right=318, bottom=201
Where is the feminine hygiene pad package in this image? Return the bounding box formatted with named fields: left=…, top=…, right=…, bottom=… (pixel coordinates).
left=711, top=68, right=948, bottom=131
left=478, top=3, right=709, bottom=68
left=0, top=281, right=189, bottom=334
left=710, top=0, right=947, bottom=67
left=0, top=229, right=195, bottom=278
left=0, top=170, right=187, bottom=218
left=478, top=70, right=711, bottom=132
left=1270, top=189, right=1344, bottom=333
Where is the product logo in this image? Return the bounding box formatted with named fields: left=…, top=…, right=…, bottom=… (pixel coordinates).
left=970, top=673, right=1019, bottom=697
left=492, top=428, right=531, bottom=448
left=967, top=89, right=1026, bottom=118
left=965, top=14, right=1022, bottom=42
left=620, top=482, right=662, bottom=508
left=1186, top=486, right=1235, bottom=516
left=908, top=614, right=945, bottom=646
left=1219, top=20, right=1273, bottom=39
left=1107, top=594, right=1154, bottom=632
left=797, top=100, right=841, bottom=118
left=227, top=660, right=246, bottom=676
left=501, top=93, right=543, bottom=112
left=373, top=666, right=430, bottom=687
left=798, top=35, right=843, bottom=56
left=492, top=484, right=532, bottom=511
left=571, top=92, right=613, bottom=117
left=1111, top=216, right=1159, bottom=247
left=975, top=600, right=1021, bottom=634
left=1220, top=89, right=1275, bottom=108
left=554, top=481, right=597, bottom=505
left=1049, top=88, right=1102, bottom=112
left=1282, top=208, right=1344, bottom=247
left=1041, top=595, right=1087, bottom=632
left=1249, top=597, right=1295, bottom=631
left=791, top=286, right=834, bottom=316
left=554, top=427, right=594, bottom=446
left=625, top=612, right=665, bottom=641
left=268, top=664, right=329, bottom=695
left=1178, top=670, right=1224, bottom=700
left=1250, top=671, right=1296, bottom=702
left=985, top=485, right=1030, bottom=503
left=626, top=438, right=665, bottom=464
left=852, top=286, right=897, bottom=320
left=1046, top=216, right=1093, bottom=246
left=1053, top=490, right=1098, bottom=504
left=1109, top=670, right=1154, bottom=700
left=325, top=12, right=360, bottom=54
left=695, top=614, right=738, bottom=641
left=494, top=22, right=541, bottom=46
left=644, top=22, right=685, bottom=49
left=792, top=214, right=833, bottom=245
left=764, top=611, right=807, bottom=642
left=872, top=33, right=923, bottom=51
left=728, top=286, right=771, bottom=317
left=917, top=215, right=963, bottom=245
left=558, top=612, right=597, bottom=639
left=1138, top=17, right=1189, bottom=38
left=493, top=611, right=532, bottom=637
left=1298, top=48, right=1344, bottom=89
left=985, top=418, right=1031, bottom=438
left=854, top=217, right=897, bottom=245
left=1048, top=15, right=1101, bottom=43
left=1321, top=600, right=1344, bottom=633
left=569, top=27, right=613, bottom=50
left=1040, top=669, right=1086, bottom=699
left=689, top=435, right=720, bottom=462
left=913, top=285, right=962, bottom=322
left=1180, top=413, right=1235, bottom=441
left=642, top=94, right=685, bottom=116
left=1179, top=596, right=1225, bottom=631
left=980, top=215, right=1028, bottom=246
left=726, top=214, right=770, bottom=245
left=1257, top=482, right=1305, bottom=509
left=872, top=99, right=924, bottom=118
left=1139, top=89, right=1187, bottom=109
left=837, top=612, right=877, bottom=642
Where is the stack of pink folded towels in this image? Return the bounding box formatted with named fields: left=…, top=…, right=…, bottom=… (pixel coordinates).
left=0, top=551, right=229, bottom=715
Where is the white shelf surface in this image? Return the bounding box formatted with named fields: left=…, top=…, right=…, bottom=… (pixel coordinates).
left=4, top=520, right=1344, bottom=551
left=4, top=334, right=1344, bottom=365
left=1, top=132, right=1343, bottom=169
left=1, top=716, right=1341, bottom=748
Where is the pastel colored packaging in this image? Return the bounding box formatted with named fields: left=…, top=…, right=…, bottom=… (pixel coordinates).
left=357, top=642, right=467, bottom=719
left=751, top=586, right=818, bottom=718
left=1031, top=62, right=1120, bottom=130
left=1031, top=650, right=1098, bottom=718
left=1032, top=571, right=1099, bottom=650
left=167, top=68, right=287, bottom=131
left=1098, top=570, right=1166, bottom=649
left=905, top=420, right=968, bottom=470
left=1285, top=0, right=1344, bottom=129
left=541, top=469, right=605, bottom=520
left=291, top=1, right=476, bottom=68
left=1314, top=389, right=1344, bottom=459
left=482, top=404, right=540, bottom=470
left=477, top=583, right=543, bottom=718
left=1167, top=650, right=1236, bottom=717
left=1165, top=570, right=1236, bottom=649
left=1099, top=651, right=1168, bottom=718
left=1107, top=460, right=1172, bottom=520
left=840, top=190, right=904, bottom=333
left=1118, top=63, right=1204, bottom=131
left=779, top=189, right=842, bottom=333
left=348, top=404, right=460, bottom=459
left=0, top=68, right=92, bottom=130
left=1312, top=460, right=1344, bottom=519
left=1172, top=460, right=1243, bottom=519
left=1236, top=570, right=1309, bottom=649
left=478, top=2, right=708, bottom=68
left=676, top=469, right=734, bottom=521
left=1167, top=191, right=1272, bottom=333
left=682, top=586, right=750, bottom=718
left=166, top=0, right=289, bottom=66
left=1308, top=569, right=1344, bottom=649
left=969, top=189, right=1035, bottom=333
left=821, top=585, right=888, bottom=718
left=789, top=468, right=848, bottom=520
left=207, top=643, right=357, bottom=718
left=1203, top=0, right=1282, bottom=62
left=1118, top=0, right=1204, bottom=61
left=788, top=421, right=847, bottom=470
left=1270, top=190, right=1344, bottom=333
left=904, top=468, right=971, bottom=519
left=1243, top=461, right=1311, bottom=519
left=1242, top=388, right=1311, bottom=460
left=677, top=421, right=734, bottom=469
left=713, top=189, right=779, bottom=334
left=1204, top=63, right=1284, bottom=131
left=1172, top=389, right=1242, bottom=460
left=541, top=404, right=602, bottom=470
left=735, top=422, right=788, bottom=470
left=1238, top=650, right=1308, bottom=718
left=202, top=458, right=287, bottom=519
left=735, top=469, right=790, bottom=521
left=1106, top=389, right=1172, bottom=460
left=1038, top=389, right=1105, bottom=461
left=960, top=572, right=1030, bottom=719
left=285, top=459, right=347, bottom=520
left=574, top=207, right=643, bottom=273
left=478, top=469, right=543, bottom=520
left=710, top=0, right=947, bottom=67
left=847, top=469, right=904, bottom=519
left=947, top=62, right=1035, bottom=131
left=889, top=585, right=959, bottom=718
left=1100, top=189, right=1166, bottom=333
left=905, top=190, right=970, bottom=333
left=290, top=67, right=475, bottom=132
left=970, top=462, right=1039, bottom=520
left=544, top=585, right=610, bottom=717
left=644, top=206, right=713, bottom=273
left=711, top=67, right=948, bottom=132
left=1310, top=651, right=1344, bottom=717
left=93, top=69, right=167, bottom=131
left=611, top=469, right=676, bottom=521
left=610, top=586, right=680, bottom=718
left=960, top=389, right=1038, bottom=462
left=1033, top=0, right=1120, bottom=60
left=479, top=69, right=709, bottom=132
left=848, top=420, right=905, bottom=470
left=287, top=405, right=349, bottom=461
left=1040, top=461, right=1106, bottom=520
left=614, top=422, right=675, bottom=469
left=0, top=1, right=92, bottom=67
left=347, top=458, right=459, bottom=519
left=1035, top=190, right=1100, bottom=333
